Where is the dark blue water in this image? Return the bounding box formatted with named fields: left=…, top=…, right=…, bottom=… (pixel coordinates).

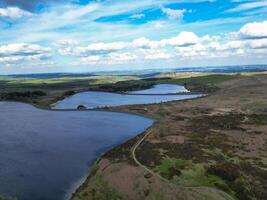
left=0, top=84, right=203, bottom=200
left=54, top=91, right=202, bottom=109
left=129, top=84, right=189, bottom=94
left=0, top=102, right=153, bottom=200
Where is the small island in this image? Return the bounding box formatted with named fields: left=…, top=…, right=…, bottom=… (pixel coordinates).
left=77, top=105, right=87, bottom=110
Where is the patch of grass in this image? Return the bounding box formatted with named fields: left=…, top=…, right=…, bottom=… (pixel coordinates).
left=0, top=195, right=17, bottom=200
left=90, top=164, right=99, bottom=176
left=156, top=158, right=233, bottom=195
left=156, top=158, right=192, bottom=179
left=207, top=162, right=240, bottom=182
left=73, top=175, right=123, bottom=200
left=175, top=164, right=228, bottom=189
left=230, top=177, right=255, bottom=200
left=165, top=74, right=236, bottom=93
left=170, top=74, right=235, bottom=85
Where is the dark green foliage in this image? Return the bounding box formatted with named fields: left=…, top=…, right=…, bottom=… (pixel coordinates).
left=207, top=162, right=261, bottom=200
left=93, top=82, right=155, bottom=92
left=88, top=176, right=122, bottom=200
left=207, top=162, right=240, bottom=182
left=230, top=178, right=254, bottom=200
left=64, top=90, right=75, bottom=96
left=77, top=105, right=86, bottom=110
left=156, top=158, right=190, bottom=179
left=0, top=90, right=47, bottom=101
left=246, top=114, right=267, bottom=125
left=89, top=74, right=234, bottom=93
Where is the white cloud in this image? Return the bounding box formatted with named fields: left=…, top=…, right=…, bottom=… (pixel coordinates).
left=0, top=43, right=51, bottom=63
left=248, top=38, right=267, bottom=49
left=74, top=42, right=129, bottom=56
left=0, top=7, right=32, bottom=19
left=0, top=1, right=267, bottom=73
left=81, top=52, right=137, bottom=65
left=81, top=55, right=101, bottom=62
left=239, top=21, right=267, bottom=38
left=62, top=4, right=99, bottom=20
left=132, top=37, right=159, bottom=49
left=141, top=49, right=173, bottom=60
left=222, top=40, right=244, bottom=50
left=130, top=13, right=145, bottom=19
left=58, top=32, right=200, bottom=58
left=108, top=52, right=137, bottom=62
left=162, top=31, right=199, bottom=46
left=53, top=20, right=267, bottom=67
left=227, top=0, right=267, bottom=13
left=162, top=8, right=187, bottom=20
left=55, top=39, right=79, bottom=47
left=55, top=39, right=80, bottom=55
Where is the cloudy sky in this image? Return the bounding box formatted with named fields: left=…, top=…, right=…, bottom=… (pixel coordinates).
left=0, top=0, right=267, bottom=74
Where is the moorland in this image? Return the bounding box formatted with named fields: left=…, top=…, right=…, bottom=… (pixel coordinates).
left=0, top=72, right=267, bottom=200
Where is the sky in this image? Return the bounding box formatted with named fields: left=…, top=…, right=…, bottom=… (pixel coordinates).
left=0, top=0, right=267, bottom=74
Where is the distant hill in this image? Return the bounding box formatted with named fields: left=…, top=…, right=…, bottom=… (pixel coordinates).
left=3, top=64, right=267, bottom=79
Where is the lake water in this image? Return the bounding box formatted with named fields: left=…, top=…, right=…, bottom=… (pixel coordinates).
left=0, top=84, right=203, bottom=200
left=54, top=87, right=201, bottom=109
left=128, top=84, right=189, bottom=94
left=0, top=102, right=153, bottom=200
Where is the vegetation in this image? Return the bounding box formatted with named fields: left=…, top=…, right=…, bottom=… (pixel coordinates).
left=0, top=75, right=136, bottom=107
left=0, top=90, right=46, bottom=101
left=77, top=105, right=87, bottom=110
left=90, top=74, right=236, bottom=93
left=156, top=158, right=192, bottom=179
left=156, top=158, right=231, bottom=193
left=73, top=175, right=122, bottom=200
left=0, top=195, right=16, bottom=200
left=1, top=72, right=266, bottom=200
left=77, top=73, right=267, bottom=200
left=0, top=73, right=235, bottom=107
left=206, top=162, right=255, bottom=200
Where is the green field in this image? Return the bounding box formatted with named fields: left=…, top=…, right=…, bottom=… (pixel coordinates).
left=0, top=73, right=235, bottom=108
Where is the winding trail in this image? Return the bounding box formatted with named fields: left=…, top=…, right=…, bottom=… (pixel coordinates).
left=131, top=129, right=236, bottom=200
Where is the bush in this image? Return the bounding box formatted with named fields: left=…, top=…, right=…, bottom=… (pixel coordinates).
left=207, top=162, right=240, bottom=182
left=64, top=90, right=75, bottom=96
left=0, top=91, right=47, bottom=102
left=31, top=91, right=46, bottom=96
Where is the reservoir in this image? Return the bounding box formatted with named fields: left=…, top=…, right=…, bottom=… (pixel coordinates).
left=0, top=102, right=153, bottom=200
left=54, top=85, right=201, bottom=109
left=0, top=84, right=202, bottom=200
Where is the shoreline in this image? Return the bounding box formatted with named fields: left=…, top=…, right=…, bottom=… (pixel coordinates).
left=0, top=83, right=208, bottom=200
left=0, top=100, right=155, bottom=200
left=69, top=124, right=155, bottom=200
left=64, top=95, right=210, bottom=200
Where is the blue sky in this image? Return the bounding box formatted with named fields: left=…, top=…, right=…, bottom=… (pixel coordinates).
left=0, top=0, right=267, bottom=74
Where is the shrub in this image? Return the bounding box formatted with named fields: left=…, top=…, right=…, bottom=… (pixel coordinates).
left=207, top=162, right=240, bottom=182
